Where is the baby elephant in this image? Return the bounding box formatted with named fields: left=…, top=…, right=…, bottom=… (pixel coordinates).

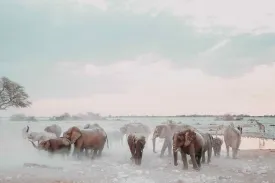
left=212, top=137, right=223, bottom=157
left=30, top=137, right=72, bottom=157
left=127, top=133, right=146, bottom=165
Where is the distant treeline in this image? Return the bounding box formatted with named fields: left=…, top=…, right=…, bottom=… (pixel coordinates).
left=6, top=112, right=105, bottom=122
left=108, top=114, right=275, bottom=118
left=2, top=113, right=275, bottom=122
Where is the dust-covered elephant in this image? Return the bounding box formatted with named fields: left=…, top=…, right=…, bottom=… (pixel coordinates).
left=173, top=129, right=205, bottom=170
left=30, top=137, right=71, bottom=156
left=120, top=123, right=151, bottom=141
left=200, top=132, right=213, bottom=164
left=212, top=137, right=223, bottom=157
left=106, top=129, right=124, bottom=146
left=224, top=123, right=241, bottom=159
left=152, top=124, right=174, bottom=157
left=63, top=126, right=108, bottom=159
left=83, top=123, right=107, bottom=136
left=127, top=133, right=146, bottom=165
left=22, top=126, right=57, bottom=144
left=44, top=124, right=62, bottom=137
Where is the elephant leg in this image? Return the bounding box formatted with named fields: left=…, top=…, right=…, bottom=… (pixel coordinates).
left=73, top=148, right=80, bottom=159
left=217, top=147, right=221, bottom=157
left=97, top=146, right=104, bottom=157
left=85, top=149, right=89, bottom=157
left=160, top=139, right=168, bottom=158
left=189, top=145, right=199, bottom=170
left=167, top=139, right=172, bottom=157
left=129, top=145, right=135, bottom=160
left=201, top=151, right=206, bottom=164
left=196, top=148, right=202, bottom=168
left=207, top=147, right=212, bottom=164
left=226, top=145, right=230, bottom=157
left=213, top=148, right=217, bottom=156
left=232, top=148, right=237, bottom=159
left=91, top=149, right=98, bottom=159
left=181, top=152, right=188, bottom=170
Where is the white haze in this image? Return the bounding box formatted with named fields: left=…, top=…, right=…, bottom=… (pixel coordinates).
left=0, top=118, right=275, bottom=183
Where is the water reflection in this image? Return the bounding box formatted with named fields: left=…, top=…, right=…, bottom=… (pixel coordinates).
left=217, top=135, right=275, bottom=150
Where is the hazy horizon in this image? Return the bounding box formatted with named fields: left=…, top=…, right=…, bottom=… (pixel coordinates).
left=1, top=0, right=275, bottom=117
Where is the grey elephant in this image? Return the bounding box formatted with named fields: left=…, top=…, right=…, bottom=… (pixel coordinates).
left=152, top=124, right=178, bottom=157
left=212, top=137, right=223, bottom=157
left=106, top=129, right=124, bottom=146
left=120, top=123, right=151, bottom=140
left=22, top=126, right=57, bottom=144
left=173, top=129, right=206, bottom=170
left=44, top=124, right=62, bottom=137
left=224, top=123, right=241, bottom=159
left=201, top=132, right=213, bottom=164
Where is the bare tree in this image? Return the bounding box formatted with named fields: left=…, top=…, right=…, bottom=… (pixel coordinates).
left=0, top=77, right=32, bottom=110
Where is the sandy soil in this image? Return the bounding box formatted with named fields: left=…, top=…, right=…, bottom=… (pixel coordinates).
left=1, top=145, right=275, bottom=183
left=1, top=120, right=275, bottom=183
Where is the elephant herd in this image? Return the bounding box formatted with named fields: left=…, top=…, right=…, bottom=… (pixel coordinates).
left=22, top=121, right=242, bottom=170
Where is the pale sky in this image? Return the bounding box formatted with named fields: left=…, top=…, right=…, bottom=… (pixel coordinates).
left=1, top=0, right=275, bottom=116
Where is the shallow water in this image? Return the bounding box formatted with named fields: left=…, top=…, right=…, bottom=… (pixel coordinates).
left=0, top=117, right=275, bottom=183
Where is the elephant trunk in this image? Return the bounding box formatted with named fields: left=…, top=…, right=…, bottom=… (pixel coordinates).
left=30, top=141, right=42, bottom=150
left=172, top=138, right=178, bottom=166
left=152, top=137, right=157, bottom=153
left=106, top=135, right=109, bottom=149
left=173, top=151, right=178, bottom=166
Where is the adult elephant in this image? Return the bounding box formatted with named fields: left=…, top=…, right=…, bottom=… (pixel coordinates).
left=120, top=123, right=151, bottom=140
left=83, top=123, right=107, bottom=136
left=152, top=124, right=175, bottom=157
left=30, top=137, right=71, bottom=157
left=127, top=133, right=146, bottom=165
left=106, top=129, right=124, bottom=146
left=63, top=126, right=108, bottom=159
left=200, top=132, right=213, bottom=164
left=224, top=123, right=242, bottom=159
left=22, top=126, right=57, bottom=144
left=173, top=129, right=205, bottom=171
left=44, top=124, right=62, bottom=137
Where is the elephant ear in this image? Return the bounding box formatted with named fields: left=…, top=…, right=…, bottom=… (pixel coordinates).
left=71, top=128, right=82, bottom=144
left=61, top=138, right=71, bottom=145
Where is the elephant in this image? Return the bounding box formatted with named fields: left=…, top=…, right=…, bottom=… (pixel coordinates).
left=173, top=129, right=205, bottom=171
left=83, top=123, right=102, bottom=130
left=212, top=137, right=223, bottom=157
left=30, top=137, right=71, bottom=157
left=22, top=126, right=57, bottom=144
left=120, top=123, right=151, bottom=144
left=44, top=124, right=62, bottom=137
left=63, top=126, right=109, bottom=159
left=152, top=124, right=175, bottom=157
left=127, top=133, right=146, bottom=165
left=200, top=133, right=213, bottom=164
left=224, top=124, right=242, bottom=159
left=152, top=123, right=197, bottom=157
left=83, top=123, right=107, bottom=136
left=106, top=129, right=124, bottom=146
